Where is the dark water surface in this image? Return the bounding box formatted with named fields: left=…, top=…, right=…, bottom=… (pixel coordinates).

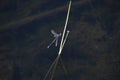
left=0, top=0, right=120, bottom=80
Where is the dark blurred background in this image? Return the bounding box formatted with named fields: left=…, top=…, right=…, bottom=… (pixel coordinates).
left=0, top=0, right=120, bottom=80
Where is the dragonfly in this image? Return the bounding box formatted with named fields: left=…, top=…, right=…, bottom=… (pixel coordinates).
left=47, top=30, right=61, bottom=48
left=44, top=1, right=71, bottom=80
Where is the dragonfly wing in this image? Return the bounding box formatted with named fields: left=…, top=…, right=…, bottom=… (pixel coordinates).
left=55, top=38, right=58, bottom=47
left=47, top=38, right=56, bottom=48
left=51, top=30, right=58, bottom=37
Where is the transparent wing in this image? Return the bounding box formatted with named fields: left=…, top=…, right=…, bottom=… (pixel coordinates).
left=55, top=38, right=58, bottom=47
left=51, top=30, right=58, bottom=36
left=47, top=38, right=57, bottom=48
